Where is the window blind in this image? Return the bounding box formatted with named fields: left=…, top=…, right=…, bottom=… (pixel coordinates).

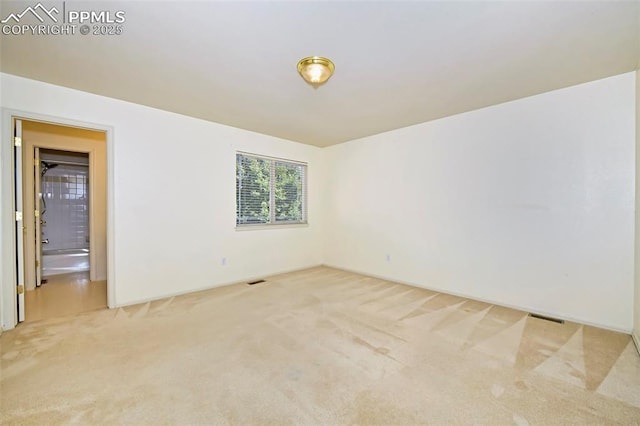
left=236, top=153, right=307, bottom=226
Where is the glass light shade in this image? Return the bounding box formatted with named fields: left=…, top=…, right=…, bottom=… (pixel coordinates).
left=297, top=56, right=335, bottom=85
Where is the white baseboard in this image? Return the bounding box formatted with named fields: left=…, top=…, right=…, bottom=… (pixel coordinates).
left=114, top=263, right=324, bottom=309
left=322, top=263, right=632, bottom=335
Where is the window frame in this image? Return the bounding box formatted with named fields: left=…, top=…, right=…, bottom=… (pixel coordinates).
left=235, top=152, right=308, bottom=228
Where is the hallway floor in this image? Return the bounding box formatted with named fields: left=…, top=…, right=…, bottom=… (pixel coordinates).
left=2, top=267, right=639, bottom=424
left=24, top=271, right=107, bottom=322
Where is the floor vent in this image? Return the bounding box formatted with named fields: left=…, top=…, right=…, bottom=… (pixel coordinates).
left=247, top=279, right=266, bottom=285
left=529, top=313, right=564, bottom=324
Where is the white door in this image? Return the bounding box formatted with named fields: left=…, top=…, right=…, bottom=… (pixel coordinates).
left=34, top=147, right=43, bottom=287
left=14, top=119, right=25, bottom=322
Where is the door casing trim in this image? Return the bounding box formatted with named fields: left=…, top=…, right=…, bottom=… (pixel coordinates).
left=1, top=108, right=116, bottom=330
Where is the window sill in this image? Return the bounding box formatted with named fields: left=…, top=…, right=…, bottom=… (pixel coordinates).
left=235, top=222, right=309, bottom=231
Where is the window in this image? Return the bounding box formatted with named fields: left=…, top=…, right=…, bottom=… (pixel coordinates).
left=236, top=152, right=307, bottom=226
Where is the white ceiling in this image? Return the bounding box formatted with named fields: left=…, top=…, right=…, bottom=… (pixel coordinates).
left=1, top=1, right=638, bottom=147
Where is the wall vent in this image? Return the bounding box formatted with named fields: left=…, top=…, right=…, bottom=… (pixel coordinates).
left=529, top=313, right=564, bottom=324
left=247, top=279, right=266, bottom=285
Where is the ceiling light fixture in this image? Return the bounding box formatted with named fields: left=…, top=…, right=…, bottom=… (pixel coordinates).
left=297, top=56, right=335, bottom=86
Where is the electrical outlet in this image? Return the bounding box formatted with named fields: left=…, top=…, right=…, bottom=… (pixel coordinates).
left=221, top=257, right=227, bottom=266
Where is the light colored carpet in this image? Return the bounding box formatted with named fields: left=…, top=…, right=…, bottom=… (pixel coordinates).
left=1, top=266, right=639, bottom=424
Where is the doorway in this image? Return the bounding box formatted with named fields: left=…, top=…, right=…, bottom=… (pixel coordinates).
left=39, top=149, right=90, bottom=277
left=18, top=120, right=108, bottom=322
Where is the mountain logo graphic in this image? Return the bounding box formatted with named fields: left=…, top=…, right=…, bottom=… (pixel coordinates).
left=1, top=2, right=59, bottom=24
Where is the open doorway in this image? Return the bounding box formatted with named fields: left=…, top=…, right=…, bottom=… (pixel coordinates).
left=18, top=120, right=108, bottom=322
left=39, top=149, right=90, bottom=277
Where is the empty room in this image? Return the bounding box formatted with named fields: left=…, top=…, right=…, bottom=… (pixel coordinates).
left=0, top=0, right=639, bottom=424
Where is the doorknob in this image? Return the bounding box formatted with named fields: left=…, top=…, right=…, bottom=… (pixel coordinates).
left=42, top=239, right=49, bottom=244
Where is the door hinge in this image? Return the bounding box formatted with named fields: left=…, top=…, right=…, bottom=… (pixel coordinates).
left=35, top=260, right=39, bottom=267
left=15, top=211, right=22, bottom=221
left=14, top=137, right=22, bottom=147
left=17, top=285, right=24, bottom=295
left=34, top=158, right=39, bottom=167
left=34, top=210, right=39, bottom=218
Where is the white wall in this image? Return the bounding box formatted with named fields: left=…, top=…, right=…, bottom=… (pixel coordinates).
left=1, top=72, right=635, bottom=334
left=0, top=73, right=325, bottom=329
left=324, top=72, right=636, bottom=332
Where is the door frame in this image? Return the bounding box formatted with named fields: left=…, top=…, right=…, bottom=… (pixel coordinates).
left=34, top=145, right=41, bottom=288
left=1, top=109, right=116, bottom=330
